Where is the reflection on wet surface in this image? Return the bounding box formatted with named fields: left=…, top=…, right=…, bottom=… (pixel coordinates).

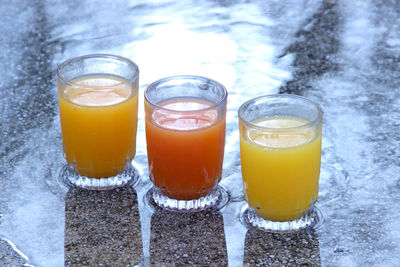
left=243, top=228, right=321, bottom=266
left=64, top=186, right=142, bottom=266
left=2, top=0, right=400, bottom=266
left=150, top=209, right=228, bottom=266
left=279, top=1, right=339, bottom=95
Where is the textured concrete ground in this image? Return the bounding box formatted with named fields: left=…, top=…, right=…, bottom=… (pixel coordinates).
left=1, top=0, right=400, bottom=266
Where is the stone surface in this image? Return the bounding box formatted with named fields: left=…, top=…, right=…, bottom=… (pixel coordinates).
left=150, top=209, right=228, bottom=266
left=0, top=238, right=28, bottom=267
left=64, top=186, right=142, bottom=266
left=1, top=0, right=400, bottom=266
left=244, top=228, right=321, bottom=266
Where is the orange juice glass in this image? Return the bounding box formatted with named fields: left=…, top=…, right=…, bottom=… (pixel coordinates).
left=144, top=75, right=228, bottom=211
left=57, top=54, right=139, bottom=190
left=239, top=94, right=323, bottom=231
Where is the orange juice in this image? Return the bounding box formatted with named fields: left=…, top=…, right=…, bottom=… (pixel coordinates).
left=58, top=75, right=138, bottom=178
left=145, top=98, right=226, bottom=200
left=240, top=117, right=321, bottom=221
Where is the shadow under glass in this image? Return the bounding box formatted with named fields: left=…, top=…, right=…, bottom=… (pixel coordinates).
left=243, top=228, right=321, bottom=266
left=150, top=208, right=228, bottom=266
left=64, top=186, right=142, bottom=266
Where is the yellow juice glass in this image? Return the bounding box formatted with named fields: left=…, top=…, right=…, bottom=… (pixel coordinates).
left=239, top=94, right=323, bottom=231
left=57, top=54, right=139, bottom=190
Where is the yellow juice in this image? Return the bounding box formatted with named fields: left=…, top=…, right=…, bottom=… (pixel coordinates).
left=240, top=117, right=321, bottom=221
left=58, top=75, right=138, bottom=178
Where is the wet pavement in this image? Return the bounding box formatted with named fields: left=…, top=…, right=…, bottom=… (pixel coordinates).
left=1, top=0, right=400, bottom=266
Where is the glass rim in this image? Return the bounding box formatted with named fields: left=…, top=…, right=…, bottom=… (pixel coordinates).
left=238, top=94, right=323, bottom=131
left=56, top=54, right=139, bottom=90
left=144, top=75, right=228, bottom=113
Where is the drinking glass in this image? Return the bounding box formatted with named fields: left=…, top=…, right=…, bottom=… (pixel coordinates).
left=57, top=54, right=139, bottom=190
left=144, top=75, right=228, bottom=211
left=239, top=94, right=323, bottom=231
